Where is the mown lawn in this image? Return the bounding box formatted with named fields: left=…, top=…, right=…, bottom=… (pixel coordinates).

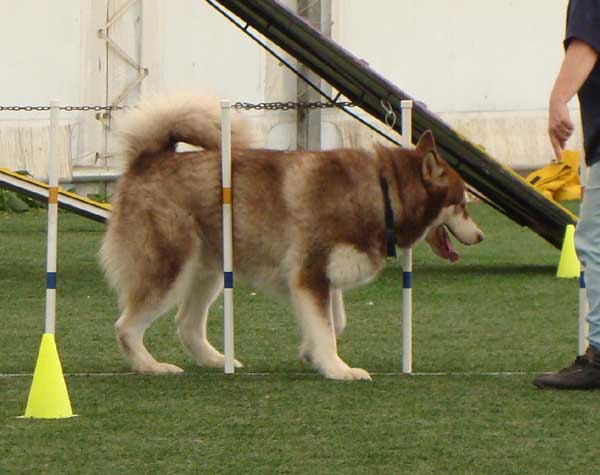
left=1, top=203, right=595, bottom=475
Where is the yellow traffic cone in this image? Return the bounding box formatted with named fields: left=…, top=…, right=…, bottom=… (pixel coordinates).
left=21, top=333, right=75, bottom=419
left=557, top=224, right=580, bottom=278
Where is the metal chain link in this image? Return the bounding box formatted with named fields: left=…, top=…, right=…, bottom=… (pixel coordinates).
left=0, top=102, right=353, bottom=113
left=0, top=106, right=50, bottom=112
left=62, top=105, right=128, bottom=112
left=0, top=105, right=129, bottom=112
left=380, top=99, right=397, bottom=129
left=232, top=101, right=355, bottom=111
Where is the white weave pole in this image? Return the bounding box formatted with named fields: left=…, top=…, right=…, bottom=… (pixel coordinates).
left=401, top=100, right=413, bottom=374
left=45, top=100, right=61, bottom=335
left=221, top=100, right=235, bottom=374
left=578, top=158, right=589, bottom=355
left=579, top=271, right=589, bottom=355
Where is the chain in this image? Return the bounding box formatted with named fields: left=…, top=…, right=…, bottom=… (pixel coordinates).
left=0, top=105, right=129, bottom=112
left=0, top=102, right=352, bottom=113
left=62, top=105, right=128, bottom=111
left=232, top=101, right=355, bottom=111
left=380, top=99, right=397, bottom=129
left=0, top=106, right=50, bottom=112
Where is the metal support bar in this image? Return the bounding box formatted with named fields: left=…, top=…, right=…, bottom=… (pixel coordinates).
left=96, top=0, right=148, bottom=130
left=101, top=0, right=139, bottom=31
left=296, top=0, right=324, bottom=151
left=579, top=160, right=589, bottom=355
left=97, top=30, right=143, bottom=71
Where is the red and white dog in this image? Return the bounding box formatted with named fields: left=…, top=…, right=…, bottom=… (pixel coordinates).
left=101, top=94, right=484, bottom=380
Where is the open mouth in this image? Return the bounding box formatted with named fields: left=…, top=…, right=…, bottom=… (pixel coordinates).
left=427, top=226, right=460, bottom=263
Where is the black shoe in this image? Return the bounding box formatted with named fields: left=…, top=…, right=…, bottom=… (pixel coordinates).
left=533, top=346, right=600, bottom=390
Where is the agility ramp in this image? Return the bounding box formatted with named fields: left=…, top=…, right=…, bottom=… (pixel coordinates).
left=0, top=168, right=111, bottom=223
left=207, top=0, right=577, bottom=249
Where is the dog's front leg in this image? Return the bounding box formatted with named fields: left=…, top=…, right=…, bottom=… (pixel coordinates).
left=331, top=288, right=347, bottom=338
left=291, top=275, right=370, bottom=381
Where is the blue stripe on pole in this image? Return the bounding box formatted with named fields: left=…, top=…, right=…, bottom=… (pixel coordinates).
left=403, top=271, right=412, bottom=289
left=47, top=272, right=57, bottom=289
left=580, top=271, right=586, bottom=289
left=224, top=271, right=234, bottom=289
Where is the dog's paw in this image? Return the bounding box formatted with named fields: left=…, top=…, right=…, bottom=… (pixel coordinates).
left=180, top=339, right=244, bottom=369
left=345, top=367, right=372, bottom=381
left=318, top=357, right=372, bottom=381
left=196, top=353, right=244, bottom=369
left=137, top=362, right=184, bottom=374
left=325, top=366, right=371, bottom=381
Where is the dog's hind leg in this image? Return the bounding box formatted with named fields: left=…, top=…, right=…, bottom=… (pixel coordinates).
left=115, top=304, right=184, bottom=374
left=175, top=273, right=243, bottom=368
left=331, top=288, right=347, bottom=338
left=291, top=275, right=370, bottom=381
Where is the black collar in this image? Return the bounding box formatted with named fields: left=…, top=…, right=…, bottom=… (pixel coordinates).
left=379, top=176, right=397, bottom=258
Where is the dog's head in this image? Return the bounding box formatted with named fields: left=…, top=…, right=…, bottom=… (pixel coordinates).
left=415, top=130, right=484, bottom=262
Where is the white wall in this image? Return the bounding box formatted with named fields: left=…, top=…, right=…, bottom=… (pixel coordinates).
left=0, top=1, right=82, bottom=179
left=0, top=0, right=580, bottom=177
left=158, top=0, right=264, bottom=101
left=2, top=0, right=567, bottom=112
left=333, top=0, right=568, bottom=113
left=0, top=0, right=82, bottom=108
left=329, top=0, right=580, bottom=169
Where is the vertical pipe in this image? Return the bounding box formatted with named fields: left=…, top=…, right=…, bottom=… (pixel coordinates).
left=402, top=249, right=413, bottom=374
left=578, top=157, right=588, bottom=354
left=400, top=100, right=413, bottom=149
left=45, top=100, right=60, bottom=336
left=296, top=0, right=323, bottom=151
left=401, top=100, right=413, bottom=374
left=221, top=100, right=235, bottom=374
left=579, top=271, right=589, bottom=355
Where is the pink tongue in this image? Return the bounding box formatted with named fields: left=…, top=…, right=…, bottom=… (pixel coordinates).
left=448, top=250, right=460, bottom=263
left=441, top=228, right=460, bottom=263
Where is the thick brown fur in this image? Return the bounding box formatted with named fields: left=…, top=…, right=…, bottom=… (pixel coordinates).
left=101, top=93, right=483, bottom=380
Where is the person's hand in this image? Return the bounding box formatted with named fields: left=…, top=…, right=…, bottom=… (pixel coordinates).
left=548, top=98, right=574, bottom=159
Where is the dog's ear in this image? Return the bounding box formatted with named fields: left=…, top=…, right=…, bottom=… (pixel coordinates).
left=422, top=151, right=447, bottom=186
left=415, top=130, right=436, bottom=154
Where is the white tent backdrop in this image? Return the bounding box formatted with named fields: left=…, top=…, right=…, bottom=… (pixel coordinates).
left=0, top=0, right=580, bottom=181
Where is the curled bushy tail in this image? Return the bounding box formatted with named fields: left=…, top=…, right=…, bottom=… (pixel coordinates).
left=115, top=92, right=255, bottom=163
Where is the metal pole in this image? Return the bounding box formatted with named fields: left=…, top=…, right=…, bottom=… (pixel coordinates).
left=578, top=157, right=589, bottom=355
left=296, top=0, right=325, bottom=151
left=44, top=100, right=60, bottom=335
left=401, top=100, right=413, bottom=374
left=402, top=249, right=413, bottom=374
left=579, top=271, right=589, bottom=355
left=221, top=100, right=235, bottom=374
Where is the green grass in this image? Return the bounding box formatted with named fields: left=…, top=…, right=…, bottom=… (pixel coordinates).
left=1, top=204, right=595, bottom=475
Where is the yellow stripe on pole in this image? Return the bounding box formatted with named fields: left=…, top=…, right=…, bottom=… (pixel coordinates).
left=48, top=187, right=59, bottom=204
left=222, top=187, right=232, bottom=205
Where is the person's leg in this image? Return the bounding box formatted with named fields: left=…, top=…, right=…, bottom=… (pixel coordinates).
left=533, top=162, right=600, bottom=389
left=575, top=162, right=600, bottom=352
